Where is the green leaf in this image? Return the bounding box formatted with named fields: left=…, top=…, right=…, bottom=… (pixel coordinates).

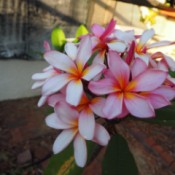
left=142, top=101, right=175, bottom=126
left=169, top=69, right=175, bottom=78
left=51, top=27, right=66, bottom=51
left=44, top=141, right=98, bottom=175
left=102, top=134, right=138, bottom=175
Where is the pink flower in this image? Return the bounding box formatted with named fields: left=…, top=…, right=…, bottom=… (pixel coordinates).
left=47, top=93, right=106, bottom=140
left=89, top=51, right=168, bottom=119
left=42, top=36, right=105, bottom=106
left=151, top=52, right=175, bottom=86
left=76, top=94, right=106, bottom=140
left=45, top=102, right=110, bottom=167
left=90, top=19, right=126, bottom=63
left=134, top=29, right=175, bottom=64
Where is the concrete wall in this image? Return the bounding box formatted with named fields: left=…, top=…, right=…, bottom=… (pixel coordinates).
left=0, top=60, right=48, bottom=101
left=0, top=0, right=89, bottom=59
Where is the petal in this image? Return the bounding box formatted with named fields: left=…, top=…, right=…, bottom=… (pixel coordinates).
left=100, top=19, right=116, bottom=40
left=53, top=129, right=77, bottom=154
left=73, top=134, right=87, bottom=167
left=45, top=113, right=71, bottom=129
left=103, top=93, right=123, bottom=119
left=54, top=102, right=79, bottom=126
left=42, top=74, right=71, bottom=96
left=91, top=36, right=99, bottom=49
left=164, top=55, right=175, bottom=71
left=88, top=78, right=117, bottom=95
left=148, top=41, right=174, bottom=49
left=79, top=109, right=95, bottom=140
left=44, top=51, right=76, bottom=74
left=65, top=42, right=78, bottom=61
left=32, top=70, right=55, bottom=80
left=76, top=36, right=92, bottom=70
left=107, top=41, right=126, bottom=52
left=66, top=80, right=83, bottom=106
left=43, top=65, right=53, bottom=72
left=93, top=123, right=110, bottom=146
left=152, top=86, right=175, bottom=100
left=115, top=30, right=135, bottom=44
left=47, top=93, right=65, bottom=107
left=43, top=40, right=51, bottom=52
left=125, top=41, right=135, bottom=64
left=135, top=53, right=150, bottom=65
left=131, top=58, right=147, bottom=79
left=115, top=103, right=129, bottom=119
left=89, top=97, right=106, bottom=117
left=108, top=51, right=130, bottom=88
left=139, top=29, right=155, bottom=48
left=124, top=93, right=155, bottom=118
left=128, top=70, right=167, bottom=92
left=37, top=95, right=48, bottom=107
left=82, top=63, right=105, bottom=81
left=146, top=93, right=170, bottom=109
left=91, top=24, right=104, bottom=37
left=31, top=80, right=45, bottom=89
left=92, top=52, right=105, bottom=64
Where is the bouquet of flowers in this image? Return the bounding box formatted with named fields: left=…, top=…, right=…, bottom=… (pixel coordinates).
left=32, top=19, right=175, bottom=174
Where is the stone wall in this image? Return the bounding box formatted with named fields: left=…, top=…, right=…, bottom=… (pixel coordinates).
left=0, top=0, right=89, bottom=59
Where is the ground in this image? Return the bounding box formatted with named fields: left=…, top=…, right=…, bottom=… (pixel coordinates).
left=0, top=96, right=175, bottom=175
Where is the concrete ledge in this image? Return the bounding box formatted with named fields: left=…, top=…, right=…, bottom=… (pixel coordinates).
left=0, top=59, right=48, bottom=101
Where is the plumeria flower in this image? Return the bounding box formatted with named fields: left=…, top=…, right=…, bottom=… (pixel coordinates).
left=151, top=52, right=175, bottom=86
left=31, top=41, right=55, bottom=107
left=42, top=36, right=105, bottom=106
left=90, top=19, right=126, bottom=63
left=47, top=93, right=106, bottom=140
left=113, top=29, right=135, bottom=47
left=89, top=51, right=168, bottom=119
left=135, top=29, right=175, bottom=64
left=76, top=94, right=106, bottom=140
left=45, top=102, right=110, bottom=167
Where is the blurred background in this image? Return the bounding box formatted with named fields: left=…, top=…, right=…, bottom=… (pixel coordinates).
left=0, top=0, right=175, bottom=174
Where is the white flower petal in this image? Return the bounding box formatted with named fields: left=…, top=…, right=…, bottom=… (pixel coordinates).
left=82, top=63, right=105, bottom=81
left=32, top=70, right=55, bottom=80
left=31, top=80, right=45, bottom=89
left=65, top=42, right=78, bottom=60
left=45, top=113, right=71, bottom=129
left=37, top=95, right=48, bottom=107
left=108, top=41, right=126, bottom=52
left=44, top=51, right=76, bottom=74
left=42, top=74, right=71, bottom=96
left=79, top=109, right=95, bottom=140
left=139, top=29, right=155, bottom=47
left=76, top=36, right=92, bottom=69
left=53, top=129, right=77, bottom=154
left=73, top=134, right=87, bottom=167
left=89, top=97, right=106, bottom=118
left=148, top=41, right=173, bottom=49
left=66, top=80, right=83, bottom=106
left=93, top=123, right=110, bottom=146
left=135, top=53, right=150, bottom=65
left=47, top=93, right=65, bottom=107
left=54, top=102, right=79, bottom=125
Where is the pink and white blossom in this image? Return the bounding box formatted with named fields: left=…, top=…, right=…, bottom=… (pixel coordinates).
left=89, top=51, right=168, bottom=119
left=42, top=36, right=105, bottom=106
left=45, top=102, right=110, bottom=167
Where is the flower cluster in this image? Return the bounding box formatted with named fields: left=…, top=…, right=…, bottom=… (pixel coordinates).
left=32, top=19, right=175, bottom=167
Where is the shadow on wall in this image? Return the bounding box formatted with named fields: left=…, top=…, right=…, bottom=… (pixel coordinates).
left=0, top=0, right=88, bottom=59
